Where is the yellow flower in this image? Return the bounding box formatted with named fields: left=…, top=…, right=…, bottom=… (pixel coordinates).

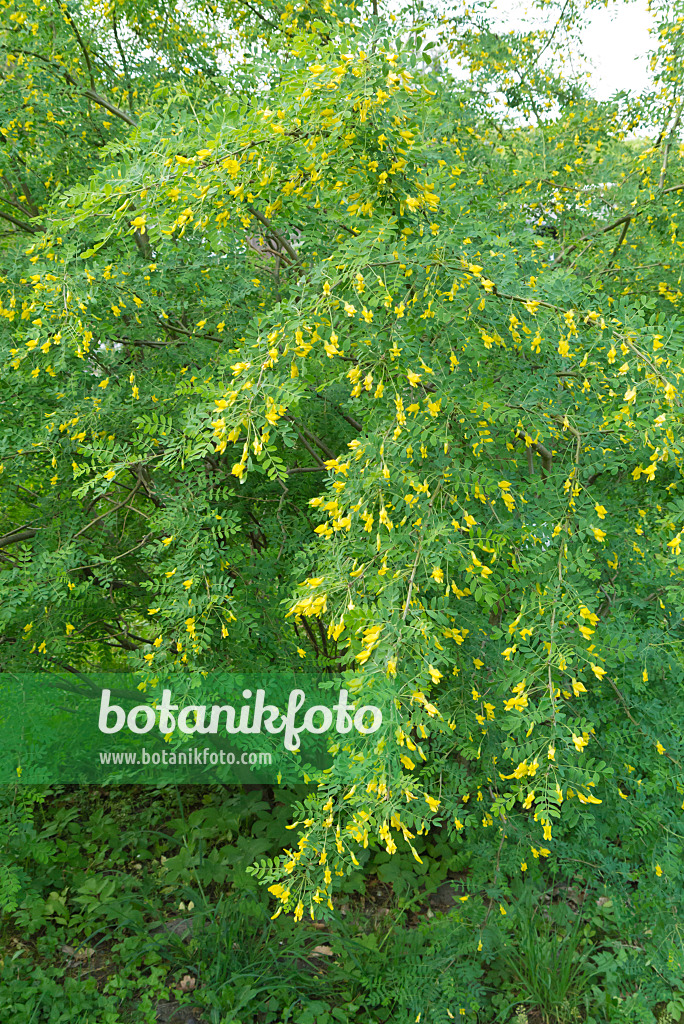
left=572, top=733, right=588, bottom=752
left=579, top=603, right=599, bottom=623
left=655, top=863, right=663, bottom=877
left=595, top=503, right=607, bottom=519
left=591, top=526, right=606, bottom=542
left=577, top=791, right=602, bottom=805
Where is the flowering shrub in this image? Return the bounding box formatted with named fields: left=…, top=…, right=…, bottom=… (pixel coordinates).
left=1, top=0, right=683, bottom=948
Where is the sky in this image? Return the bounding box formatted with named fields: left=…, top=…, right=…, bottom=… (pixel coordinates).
left=568, top=0, right=655, bottom=99
left=488, top=0, right=656, bottom=100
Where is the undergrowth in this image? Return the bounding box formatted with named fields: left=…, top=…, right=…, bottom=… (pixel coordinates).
left=1, top=785, right=682, bottom=1024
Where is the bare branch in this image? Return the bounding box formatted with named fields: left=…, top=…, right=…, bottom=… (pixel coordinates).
left=0, top=527, right=38, bottom=549
left=246, top=205, right=300, bottom=263
left=83, top=89, right=137, bottom=126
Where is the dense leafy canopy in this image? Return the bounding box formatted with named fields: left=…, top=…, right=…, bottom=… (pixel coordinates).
left=3, top=0, right=684, bottom=952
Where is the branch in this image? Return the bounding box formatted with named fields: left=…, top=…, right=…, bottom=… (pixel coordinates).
left=240, top=0, right=279, bottom=28
left=73, top=477, right=142, bottom=538
left=515, top=431, right=552, bottom=475
left=112, top=11, right=134, bottom=113
left=157, top=318, right=225, bottom=344
left=0, top=188, right=38, bottom=219
left=0, top=527, right=38, bottom=549
left=0, top=41, right=134, bottom=128
left=54, top=0, right=96, bottom=90
left=659, top=107, right=682, bottom=189
left=557, top=215, right=632, bottom=264
left=0, top=208, right=42, bottom=233
left=83, top=89, right=137, bottom=126
left=246, top=205, right=299, bottom=263
left=606, top=216, right=631, bottom=268
left=284, top=415, right=336, bottom=459
left=286, top=428, right=325, bottom=468
left=309, top=389, right=363, bottom=432
left=42, top=660, right=144, bottom=701
left=403, top=545, right=421, bottom=621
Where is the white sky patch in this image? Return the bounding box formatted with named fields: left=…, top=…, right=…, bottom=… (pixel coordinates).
left=576, top=0, right=656, bottom=99
left=485, top=0, right=656, bottom=99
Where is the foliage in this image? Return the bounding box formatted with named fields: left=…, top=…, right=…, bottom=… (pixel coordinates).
left=1, top=783, right=683, bottom=1023
left=1, top=0, right=684, bottom=987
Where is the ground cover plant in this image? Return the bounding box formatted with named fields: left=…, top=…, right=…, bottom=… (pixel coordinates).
left=2, top=0, right=684, bottom=1017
